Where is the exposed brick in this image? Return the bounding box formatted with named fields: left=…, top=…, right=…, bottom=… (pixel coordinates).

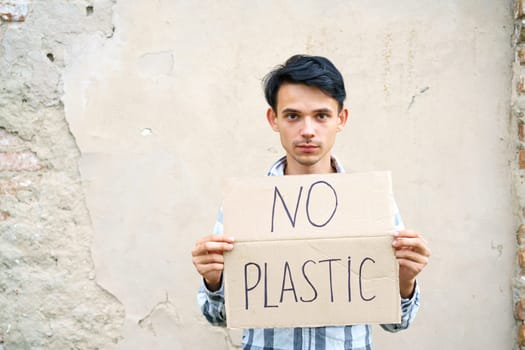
left=0, top=211, right=9, bottom=220
left=521, top=25, right=525, bottom=44
left=520, top=149, right=525, bottom=168
left=518, top=0, right=525, bottom=19
left=0, top=3, right=28, bottom=22
left=519, top=224, right=525, bottom=244
left=519, top=48, right=525, bottom=65
left=0, top=151, right=41, bottom=171
left=518, top=300, right=525, bottom=320
left=519, top=325, right=525, bottom=346
left=520, top=122, right=525, bottom=142
left=518, top=76, right=525, bottom=94
left=520, top=249, right=525, bottom=269
left=0, top=175, right=35, bottom=195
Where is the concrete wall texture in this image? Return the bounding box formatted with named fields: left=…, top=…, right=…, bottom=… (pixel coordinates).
left=0, top=0, right=519, bottom=349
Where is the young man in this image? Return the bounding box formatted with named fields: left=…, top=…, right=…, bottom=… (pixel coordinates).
left=192, top=55, right=430, bottom=349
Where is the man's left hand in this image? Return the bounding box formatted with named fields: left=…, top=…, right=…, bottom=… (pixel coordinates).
left=392, top=230, right=431, bottom=299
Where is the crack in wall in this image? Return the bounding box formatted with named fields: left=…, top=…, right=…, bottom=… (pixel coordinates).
left=407, top=86, right=430, bottom=110
left=138, top=292, right=180, bottom=336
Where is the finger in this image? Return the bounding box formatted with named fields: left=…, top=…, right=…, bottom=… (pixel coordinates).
left=193, top=253, right=225, bottom=266
left=192, top=241, right=234, bottom=257
left=393, top=237, right=420, bottom=248
left=196, top=234, right=235, bottom=244
left=393, top=238, right=431, bottom=256
left=395, top=230, right=428, bottom=244
left=395, top=249, right=430, bottom=265
left=397, top=258, right=426, bottom=275
left=196, top=263, right=225, bottom=276
left=394, top=230, right=421, bottom=238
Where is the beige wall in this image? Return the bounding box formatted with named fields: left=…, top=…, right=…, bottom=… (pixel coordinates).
left=64, top=1, right=515, bottom=348
left=0, top=0, right=515, bottom=349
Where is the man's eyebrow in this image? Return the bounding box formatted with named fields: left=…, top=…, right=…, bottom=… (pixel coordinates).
left=280, top=108, right=335, bottom=114
left=312, top=108, right=334, bottom=113
left=280, top=108, right=300, bottom=114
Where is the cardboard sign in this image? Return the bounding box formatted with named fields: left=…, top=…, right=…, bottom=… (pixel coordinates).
left=222, top=172, right=400, bottom=329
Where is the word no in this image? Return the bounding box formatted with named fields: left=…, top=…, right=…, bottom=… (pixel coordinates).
left=271, top=180, right=338, bottom=232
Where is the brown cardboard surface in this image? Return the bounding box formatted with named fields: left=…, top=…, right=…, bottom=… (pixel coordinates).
left=222, top=172, right=395, bottom=241
left=222, top=172, right=400, bottom=329
left=224, top=236, right=400, bottom=329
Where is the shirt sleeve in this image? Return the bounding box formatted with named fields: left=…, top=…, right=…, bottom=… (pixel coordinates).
left=380, top=281, right=420, bottom=332
left=197, top=208, right=227, bottom=326
left=393, top=199, right=405, bottom=232
left=197, top=278, right=227, bottom=327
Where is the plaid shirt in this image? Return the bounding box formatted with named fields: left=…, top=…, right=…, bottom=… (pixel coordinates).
left=198, top=156, right=420, bottom=350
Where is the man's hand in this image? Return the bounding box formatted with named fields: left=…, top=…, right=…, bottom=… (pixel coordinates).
left=192, top=234, right=235, bottom=291
left=392, top=230, right=430, bottom=299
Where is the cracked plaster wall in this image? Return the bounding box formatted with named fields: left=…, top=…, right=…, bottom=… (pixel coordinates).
left=0, top=0, right=517, bottom=349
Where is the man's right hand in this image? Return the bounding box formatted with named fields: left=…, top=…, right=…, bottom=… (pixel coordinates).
left=191, top=234, right=235, bottom=291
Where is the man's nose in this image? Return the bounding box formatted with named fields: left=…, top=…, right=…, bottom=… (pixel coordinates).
left=300, top=116, right=315, bottom=139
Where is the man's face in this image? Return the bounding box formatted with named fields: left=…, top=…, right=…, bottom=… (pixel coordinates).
left=267, top=83, right=348, bottom=175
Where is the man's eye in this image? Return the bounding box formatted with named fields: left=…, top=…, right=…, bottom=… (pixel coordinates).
left=317, top=114, right=328, bottom=120
left=286, top=114, right=298, bottom=120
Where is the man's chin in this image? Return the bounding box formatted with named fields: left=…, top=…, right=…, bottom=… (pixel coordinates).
left=292, top=155, right=322, bottom=167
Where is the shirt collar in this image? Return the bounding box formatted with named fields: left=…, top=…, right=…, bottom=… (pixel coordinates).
left=267, top=155, right=345, bottom=176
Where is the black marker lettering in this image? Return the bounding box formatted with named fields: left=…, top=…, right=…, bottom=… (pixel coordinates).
left=305, top=181, right=338, bottom=228
left=319, top=258, right=341, bottom=302
left=279, top=261, right=298, bottom=303
left=359, top=257, right=376, bottom=302
left=244, top=262, right=261, bottom=310
left=264, top=262, right=278, bottom=308
left=347, top=256, right=352, bottom=302
left=300, top=259, right=318, bottom=302
left=271, top=186, right=303, bottom=232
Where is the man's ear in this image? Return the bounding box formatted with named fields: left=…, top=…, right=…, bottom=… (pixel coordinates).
left=337, top=108, right=349, bottom=132
left=266, top=108, right=279, bottom=132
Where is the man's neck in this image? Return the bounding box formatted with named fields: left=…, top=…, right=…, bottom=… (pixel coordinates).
left=283, top=156, right=336, bottom=175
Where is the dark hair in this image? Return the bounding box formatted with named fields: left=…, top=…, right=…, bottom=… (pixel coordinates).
left=263, top=54, right=346, bottom=111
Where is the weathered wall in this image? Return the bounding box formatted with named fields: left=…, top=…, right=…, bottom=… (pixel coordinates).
left=509, top=1, right=525, bottom=347
left=0, top=1, right=124, bottom=349
left=0, top=0, right=516, bottom=349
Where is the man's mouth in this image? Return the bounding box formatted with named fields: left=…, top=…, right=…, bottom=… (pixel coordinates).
left=295, top=142, right=320, bottom=153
